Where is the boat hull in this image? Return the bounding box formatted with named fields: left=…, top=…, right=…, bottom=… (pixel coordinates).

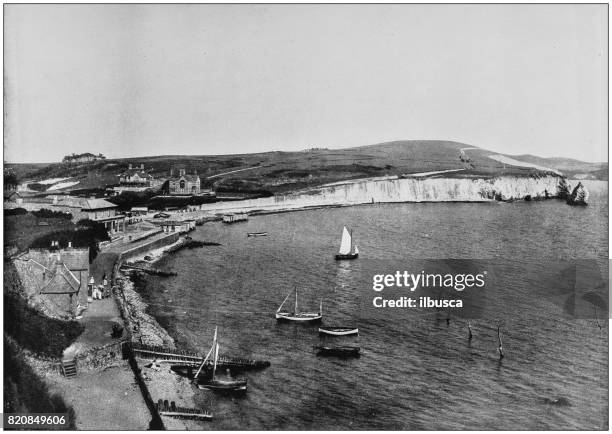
left=197, top=378, right=248, bottom=393
left=318, top=327, right=359, bottom=336
left=315, top=346, right=361, bottom=357
left=247, top=232, right=268, bottom=237
left=276, top=312, right=322, bottom=322
left=335, top=253, right=359, bottom=260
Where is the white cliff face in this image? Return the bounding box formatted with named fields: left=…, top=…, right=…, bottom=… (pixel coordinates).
left=200, top=175, right=563, bottom=214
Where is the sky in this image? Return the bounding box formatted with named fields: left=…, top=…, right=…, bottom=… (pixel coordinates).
left=4, top=4, right=608, bottom=163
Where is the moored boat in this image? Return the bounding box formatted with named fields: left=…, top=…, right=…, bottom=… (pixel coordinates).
left=315, top=345, right=361, bottom=357
left=276, top=288, right=322, bottom=322
left=318, top=326, right=359, bottom=336
left=335, top=226, right=359, bottom=260
left=247, top=232, right=268, bottom=237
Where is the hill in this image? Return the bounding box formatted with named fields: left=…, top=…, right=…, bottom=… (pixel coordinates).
left=5, top=140, right=604, bottom=195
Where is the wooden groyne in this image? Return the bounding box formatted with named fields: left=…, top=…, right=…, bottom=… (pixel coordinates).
left=129, top=342, right=270, bottom=370
left=157, top=399, right=212, bottom=421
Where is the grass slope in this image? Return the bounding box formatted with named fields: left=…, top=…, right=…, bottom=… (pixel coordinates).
left=7, top=140, right=598, bottom=195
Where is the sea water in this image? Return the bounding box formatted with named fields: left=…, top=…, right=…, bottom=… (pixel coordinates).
left=137, top=181, right=608, bottom=430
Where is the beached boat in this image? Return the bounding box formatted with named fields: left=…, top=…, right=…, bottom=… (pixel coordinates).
left=276, top=288, right=322, bottom=322
left=335, top=226, right=359, bottom=260
left=318, top=326, right=359, bottom=336
left=185, top=327, right=247, bottom=393
left=197, top=340, right=247, bottom=393
left=315, top=345, right=361, bottom=357
left=247, top=232, right=268, bottom=237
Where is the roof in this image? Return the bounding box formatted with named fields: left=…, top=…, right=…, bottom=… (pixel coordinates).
left=122, top=169, right=153, bottom=178
left=81, top=198, right=117, bottom=210
left=131, top=206, right=149, bottom=211
left=16, top=248, right=89, bottom=295
left=170, top=174, right=200, bottom=182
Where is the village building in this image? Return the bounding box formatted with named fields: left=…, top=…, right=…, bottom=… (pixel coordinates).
left=13, top=243, right=90, bottom=318
left=62, top=152, right=106, bottom=164
left=81, top=198, right=126, bottom=235
left=155, top=220, right=196, bottom=233
left=163, top=169, right=201, bottom=195
left=119, top=164, right=155, bottom=185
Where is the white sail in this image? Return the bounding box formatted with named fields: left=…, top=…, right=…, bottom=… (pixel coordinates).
left=212, top=343, right=220, bottom=379
left=195, top=326, right=217, bottom=379
left=338, top=226, right=352, bottom=255
left=353, top=245, right=359, bottom=255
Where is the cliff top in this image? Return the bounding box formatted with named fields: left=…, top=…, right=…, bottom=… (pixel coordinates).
left=6, top=140, right=604, bottom=195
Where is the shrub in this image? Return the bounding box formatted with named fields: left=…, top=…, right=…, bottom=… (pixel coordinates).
left=4, top=208, right=27, bottom=217
left=32, top=208, right=72, bottom=220
left=4, top=338, right=77, bottom=427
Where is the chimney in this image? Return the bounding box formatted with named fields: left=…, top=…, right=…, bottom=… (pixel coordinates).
left=129, top=163, right=132, bottom=170
left=170, top=168, right=174, bottom=177
left=179, top=169, right=186, bottom=176
left=68, top=241, right=72, bottom=248
left=141, top=164, right=144, bottom=170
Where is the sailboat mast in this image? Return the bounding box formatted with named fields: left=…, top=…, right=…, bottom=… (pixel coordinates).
left=294, top=287, right=298, bottom=315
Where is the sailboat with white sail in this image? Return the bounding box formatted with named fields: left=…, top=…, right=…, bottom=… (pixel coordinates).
left=335, top=226, right=359, bottom=260
left=276, top=287, right=322, bottom=322
left=195, top=327, right=247, bottom=393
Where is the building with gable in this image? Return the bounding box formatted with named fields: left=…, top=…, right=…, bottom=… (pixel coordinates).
left=13, top=243, right=90, bottom=317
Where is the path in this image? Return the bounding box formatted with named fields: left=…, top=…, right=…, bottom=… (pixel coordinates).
left=206, top=165, right=261, bottom=179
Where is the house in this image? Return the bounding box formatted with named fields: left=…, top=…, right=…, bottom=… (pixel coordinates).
left=62, top=152, right=106, bottom=164
left=163, top=169, right=201, bottom=195
left=119, top=164, right=155, bottom=185
left=13, top=243, right=90, bottom=317
left=81, top=198, right=126, bottom=234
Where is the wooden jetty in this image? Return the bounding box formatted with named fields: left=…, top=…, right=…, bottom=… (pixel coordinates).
left=156, top=399, right=212, bottom=421
left=130, top=343, right=270, bottom=370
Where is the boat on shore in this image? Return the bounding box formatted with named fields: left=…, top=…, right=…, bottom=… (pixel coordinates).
left=318, top=326, right=359, bottom=336
left=276, top=288, right=322, bottom=322
left=315, top=345, right=361, bottom=357
left=335, top=226, right=359, bottom=260
left=189, top=327, right=248, bottom=393
left=247, top=232, right=268, bottom=237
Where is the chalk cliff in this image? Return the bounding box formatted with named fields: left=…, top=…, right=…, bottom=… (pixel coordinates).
left=200, top=174, right=564, bottom=214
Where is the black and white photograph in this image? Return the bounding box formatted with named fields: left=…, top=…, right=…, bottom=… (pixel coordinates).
left=2, top=3, right=609, bottom=431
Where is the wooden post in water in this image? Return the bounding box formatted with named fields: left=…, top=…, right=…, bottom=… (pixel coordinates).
left=467, top=321, right=473, bottom=340
left=497, top=323, right=504, bottom=360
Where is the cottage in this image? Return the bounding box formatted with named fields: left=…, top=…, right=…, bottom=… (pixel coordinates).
left=81, top=198, right=126, bottom=234
left=164, top=169, right=201, bottom=195
left=13, top=243, right=90, bottom=317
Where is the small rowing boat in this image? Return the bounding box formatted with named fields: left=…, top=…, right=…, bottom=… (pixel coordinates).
left=318, top=326, right=359, bottom=336
left=247, top=232, right=268, bottom=237
left=315, top=345, right=361, bottom=357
